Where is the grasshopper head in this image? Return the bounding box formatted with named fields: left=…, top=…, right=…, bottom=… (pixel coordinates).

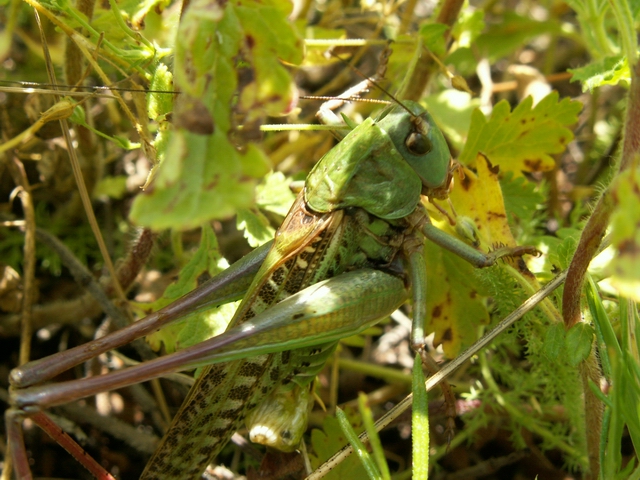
left=377, top=101, right=453, bottom=200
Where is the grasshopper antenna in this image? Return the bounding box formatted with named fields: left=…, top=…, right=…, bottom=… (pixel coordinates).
left=298, top=95, right=390, bottom=106
left=328, top=46, right=423, bottom=120
left=325, top=45, right=437, bottom=148
left=0, top=79, right=180, bottom=97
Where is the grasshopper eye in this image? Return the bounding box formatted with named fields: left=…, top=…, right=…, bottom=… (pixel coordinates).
left=406, top=132, right=431, bottom=156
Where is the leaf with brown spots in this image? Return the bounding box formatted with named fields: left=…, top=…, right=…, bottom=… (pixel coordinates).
left=130, top=0, right=303, bottom=230
left=424, top=155, right=535, bottom=356
left=450, top=155, right=524, bottom=251
left=458, top=92, right=581, bottom=175
left=607, top=167, right=640, bottom=301
left=423, top=239, right=491, bottom=357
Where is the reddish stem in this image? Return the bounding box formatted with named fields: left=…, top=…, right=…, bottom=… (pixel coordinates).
left=562, top=60, right=640, bottom=328
left=31, top=411, right=116, bottom=480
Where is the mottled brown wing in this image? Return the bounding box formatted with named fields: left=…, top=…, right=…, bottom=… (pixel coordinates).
left=141, top=192, right=345, bottom=479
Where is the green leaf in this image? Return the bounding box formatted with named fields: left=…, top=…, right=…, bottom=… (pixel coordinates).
left=444, top=46, right=478, bottom=76
left=543, top=323, right=566, bottom=360
left=500, top=172, right=545, bottom=221
left=569, top=56, right=630, bottom=92
left=423, top=89, right=479, bottom=150
left=419, top=23, right=448, bottom=56
left=309, top=407, right=368, bottom=479
left=554, top=229, right=580, bottom=271
left=130, top=131, right=271, bottom=230
left=130, top=0, right=303, bottom=230
left=94, top=176, right=128, bottom=200
left=459, top=92, right=582, bottom=175
left=451, top=9, right=485, bottom=47
left=255, top=171, right=297, bottom=217
left=237, top=208, right=276, bottom=248
left=475, top=12, right=562, bottom=61
left=144, top=225, right=237, bottom=353
left=565, top=323, right=595, bottom=366
left=233, top=0, right=304, bottom=120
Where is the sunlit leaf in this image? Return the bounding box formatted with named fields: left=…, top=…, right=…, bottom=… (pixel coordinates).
left=459, top=93, right=581, bottom=175
left=452, top=9, right=485, bottom=48
left=237, top=208, right=276, bottom=248
left=144, top=225, right=237, bottom=353
left=419, top=23, right=448, bottom=56
left=423, top=89, right=479, bottom=150
left=569, top=55, right=630, bottom=91
left=130, top=0, right=303, bottom=230
left=450, top=155, right=526, bottom=249
left=425, top=155, right=535, bottom=356
left=256, top=171, right=297, bottom=217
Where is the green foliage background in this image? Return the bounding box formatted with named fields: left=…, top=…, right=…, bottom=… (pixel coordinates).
left=1, top=0, right=639, bottom=478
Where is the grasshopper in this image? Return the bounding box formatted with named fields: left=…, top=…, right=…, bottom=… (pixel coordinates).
left=7, top=73, right=536, bottom=478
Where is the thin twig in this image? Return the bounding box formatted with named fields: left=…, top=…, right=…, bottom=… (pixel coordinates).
left=0, top=228, right=156, bottom=339
left=6, top=157, right=36, bottom=366
left=33, top=10, right=129, bottom=308
left=57, top=402, right=160, bottom=455
left=30, top=228, right=157, bottom=362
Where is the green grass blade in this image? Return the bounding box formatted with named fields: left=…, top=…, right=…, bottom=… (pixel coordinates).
left=412, top=353, right=430, bottom=479
left=358, top=393, right=390, bottom=480
left=335, top=406, right=382, bottom=480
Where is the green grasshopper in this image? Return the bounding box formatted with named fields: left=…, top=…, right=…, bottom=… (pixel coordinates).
left=8, top=82, right=535, bottom=479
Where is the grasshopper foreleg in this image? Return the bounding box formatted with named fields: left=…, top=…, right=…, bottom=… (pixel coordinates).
left=421, top=219, right=538, bottom=268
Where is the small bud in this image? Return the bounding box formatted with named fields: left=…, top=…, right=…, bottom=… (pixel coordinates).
left=455, top=216, right=481, bottom=247
left=451, top=75, right=473, bottom=95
